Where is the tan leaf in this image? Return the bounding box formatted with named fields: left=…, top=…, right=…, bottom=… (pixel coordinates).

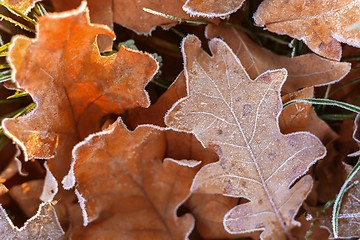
left=331, top=166, right=360, bottom=238
left=183, top=0, right=245, bottom=17
left=206, top=24, right=351, bottom=94
left=63, top=119, right=196, bottom=239
left=1, top=2, right=158, bottom=180
left=165, top=35, right=326, bottom=239
left=1, top=0, right=41, bottom=13
left=253, top=0, right=360, bottom=61
left=320, top=163, right=360, bottom=239
left=280, top=87, right=337, bottom=145
left=0, top=202, right=64, bottom=239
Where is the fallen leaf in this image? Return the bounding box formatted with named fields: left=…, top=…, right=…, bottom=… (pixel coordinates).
left=206, top=24, right=351, bottom=94
left=63, top=119, right=196, bottom=239
left=253, top=0, right=360, bottom=61
left=2, top=2, right=158, bottom=180
left=165, top=35, right=326, bottom=239
left=0, top=183, right=7, bottom=196
left=320, top=163, right=360, bottom=239
left=51, top=0, right=113, bottom=51
left=9, top=180, right=43, bottom=217
left=183, top=0, right=245, bottom=17
left=52, top=0, right=216, bottom=35
left=1, top=0, right=41, bottom=13
left=280, top=87, right=337, bottom=145
left=0, top=201, right=64, bottom=239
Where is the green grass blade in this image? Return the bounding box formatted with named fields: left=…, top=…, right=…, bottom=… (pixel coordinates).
left=0, top=13, right=36, bottom=32
left=142, top=8, right=210, bottom=25
left=284, top=98, right=360, bottom=113
left=0, top=2, right=37, bottom=25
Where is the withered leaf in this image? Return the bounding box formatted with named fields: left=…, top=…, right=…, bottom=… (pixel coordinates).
left=0, top=202, right=64, bottom=239
left=183, top=0, right=245, bottom=17
left=2, top=2, right=158, bottom=180
left=63, top=119, right=196, bottom=239
left=254, top=0, right=360, bottom=61
left=206, top=24, right=351, bottom=94
left=52, top=0, right=217, bottom=35
left=331, top=165, right=360, bottom=239
left=165, top=35, right=326, bottom=239
left=1, top=0, right=41, bottom=13
left=280, top=87, right=337, bottom=145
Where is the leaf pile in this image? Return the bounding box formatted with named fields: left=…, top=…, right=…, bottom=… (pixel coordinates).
left=0, top=0, right=359, bottom=240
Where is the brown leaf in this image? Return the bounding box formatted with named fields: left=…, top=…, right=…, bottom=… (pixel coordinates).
left=206, top=24, right=351, bottom=94
left=0, top=202, right=64, bottom=239
left=280, top=87, right=337, bottom=145
left=1, top=2, right=158, bottom=180
left=165, top=35, right=326, bottom=239
left=63, top=119, right=196, bottom=239
left=1, top=0, right=41, bottom=13
left=183, top=0, right=245, bottom=17
left=254, top=0, right=360, bottom=61
left=320, top=163, right=360, bottom=239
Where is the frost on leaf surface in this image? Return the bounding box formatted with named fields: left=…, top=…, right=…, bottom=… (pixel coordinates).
left=206, top=24, right=351, bottom=94
left=1, top=0, right=41, bottom=13
left=183, top=0, right=245, bottom=17
left=1, top=2, right=158, bottom=180
left=63, top=119, right=196, bottom=239
left=0, top=202, right=64, bottom=239
left=165, top=35, right=326, bottom=240
left=254, top=0, right=360, bottom=61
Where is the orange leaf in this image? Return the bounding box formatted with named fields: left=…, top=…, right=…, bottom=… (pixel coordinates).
left=165, top=35, right=326, bottom=239
left=63, top=119, right=197, bottom=239
left=1, top=2, right=158, bottom=180
left=254, top=0, right=360, bottom=61
left=206, top=24, right=351, bottom=94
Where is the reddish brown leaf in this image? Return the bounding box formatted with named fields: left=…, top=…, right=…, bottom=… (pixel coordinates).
left=0, top=202, right=64, bottom=239
left=63, top=119, right=196, bottom=239
left=165, top=35, right=326, bottom=239
left=254, top=0, right=360, bottom=61
left=206, top=24, right=351, bottom=94
left=280, top=87, right=337, bottom=145
left=1, top=2, right=158, bottom=180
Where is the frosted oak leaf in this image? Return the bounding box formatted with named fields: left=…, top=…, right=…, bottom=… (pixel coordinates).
left=254, top=0, right=360, bottom=61
left=165, top=35, right=326, bottom=239
left=1, top=2, right=158, bottom=181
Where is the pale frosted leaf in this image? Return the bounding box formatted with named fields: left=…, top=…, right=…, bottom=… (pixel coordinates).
left=0, top=202, right=64, bottom=239
left=165, top=35, right=326, bottom=239
left=254, top=0, right=360, bottom=60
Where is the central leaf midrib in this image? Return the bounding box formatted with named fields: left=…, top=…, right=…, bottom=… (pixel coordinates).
left=196, top=59, right=288, bottom=236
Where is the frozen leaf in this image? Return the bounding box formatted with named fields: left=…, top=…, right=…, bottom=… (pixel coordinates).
left=51, top=0, right=113, bottom=51
left=1, top=2, right=158, bottom=180
left=206, top=24, right=351, bottom=94
left=254, top=0, right=360, bottom=61
left=281, top=87, right=337, bottom=145
left=165, top=35, right=326, bottom=239
left=1, top=0, right=41, bottom=13
left=63, top=119, right=196, bottom=239
left=0, top=202, right=64, bottom=239
left=183, top=0, right=245, bottom=17
left=320, top=164, right=360, bottom=239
